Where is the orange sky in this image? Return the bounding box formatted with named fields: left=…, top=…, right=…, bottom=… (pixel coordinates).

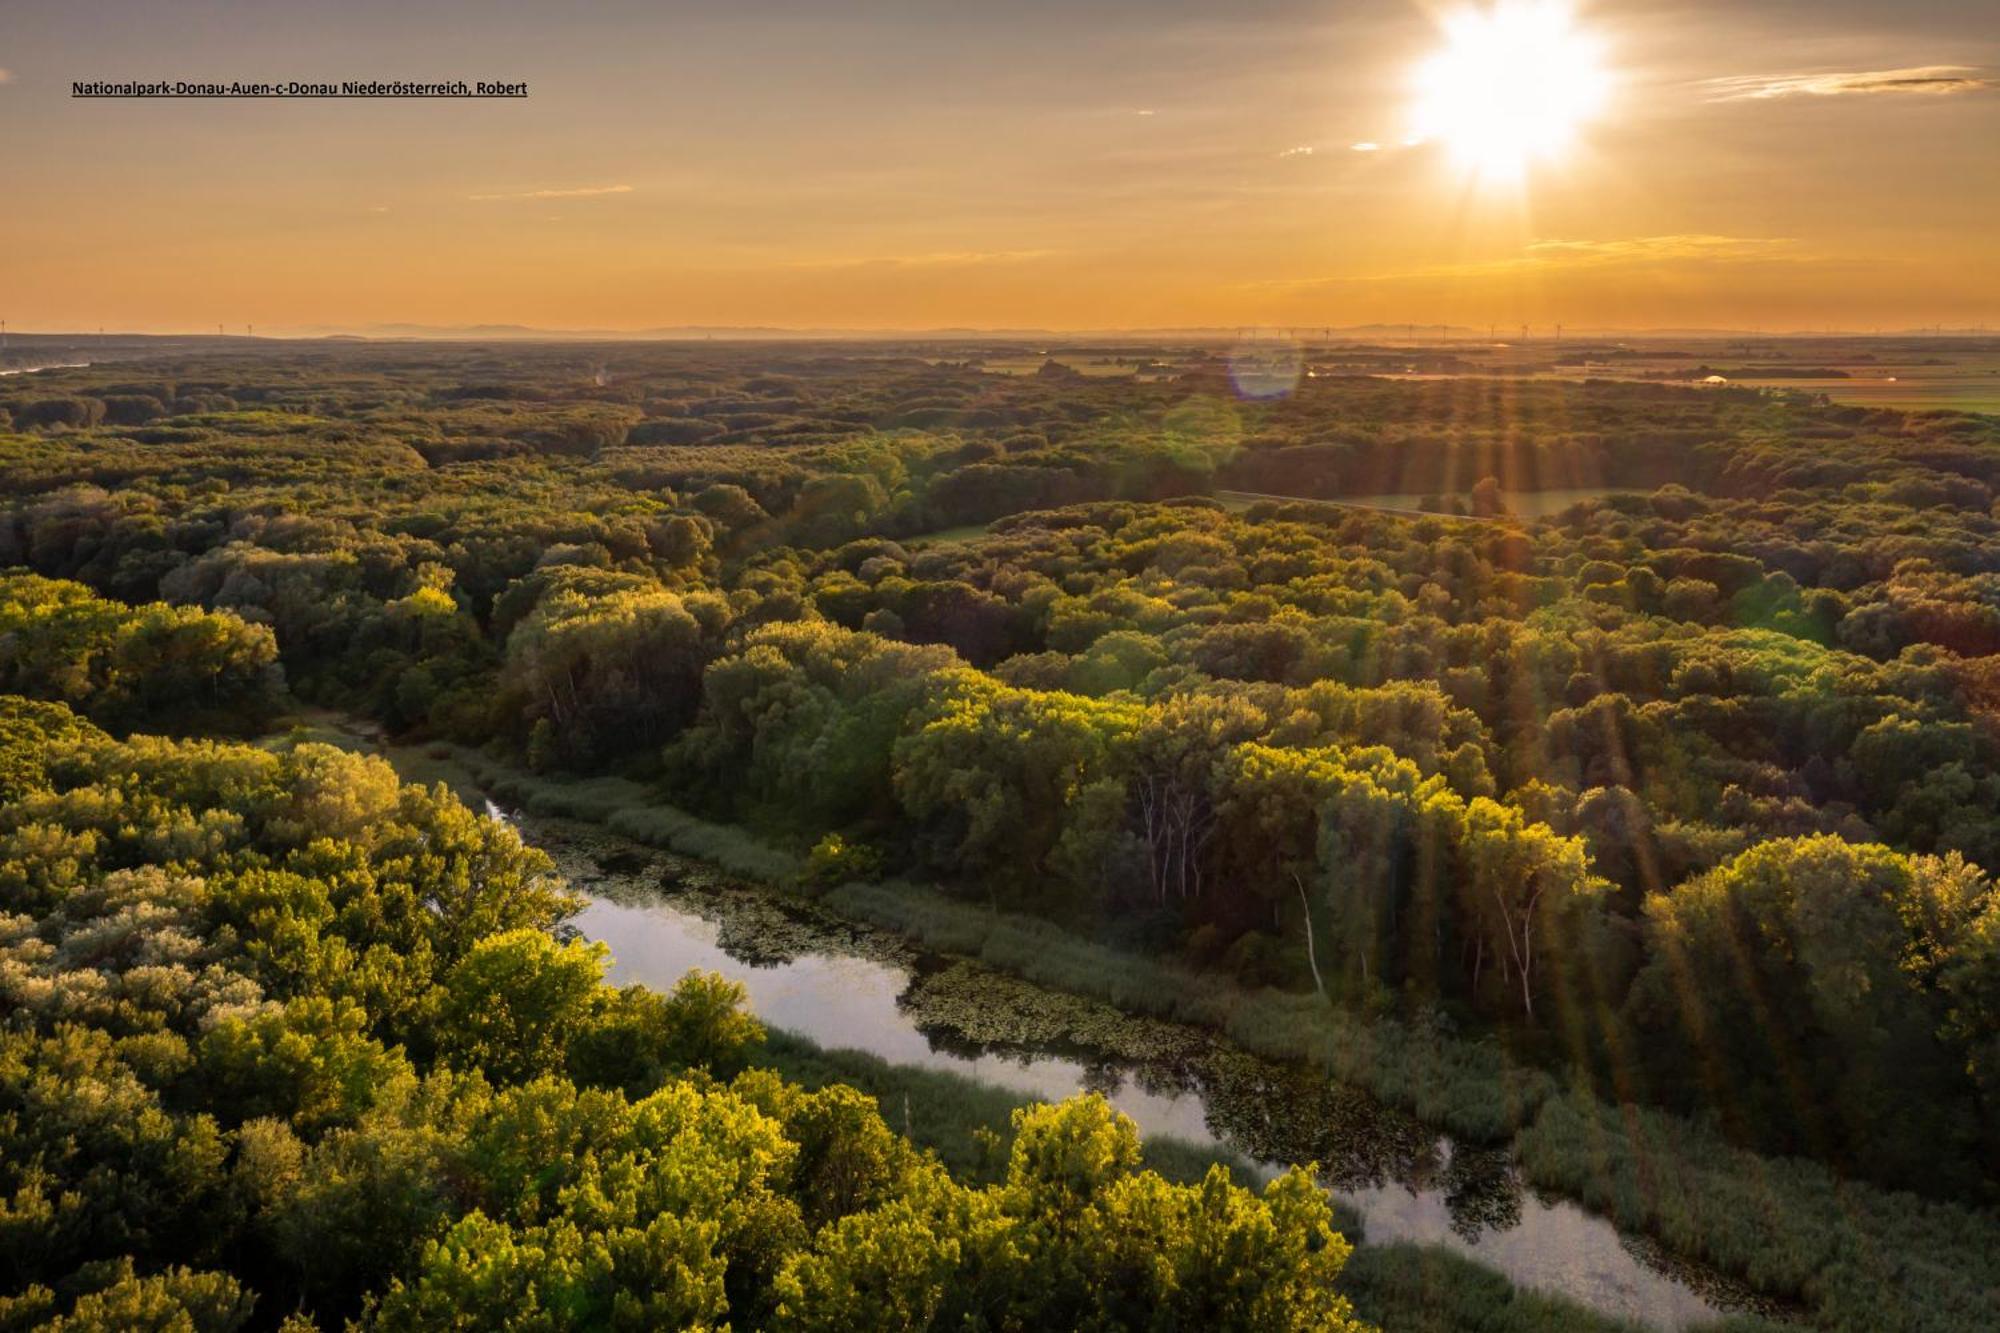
left=2, top=0, right=1996, bottom=333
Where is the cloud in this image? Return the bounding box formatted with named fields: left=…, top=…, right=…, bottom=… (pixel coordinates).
left=468, top=184, right=635, bottom=202
left=1397, top=234, right=1803, bottom=280
left=1278, top=145, right=1315, bottom=158
left=786, top=249, right=1055, bottom=272
left=1250, top=235, right=1804, bottom=292
left=1347, top=135, right=1430, bottom=155
left=1705, top=66, right=1993, bottom=102
left=1515, top=235, right=1799, bottom=266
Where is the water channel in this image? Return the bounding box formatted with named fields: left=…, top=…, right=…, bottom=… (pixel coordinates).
left=471, top=802, right=1760, bottom=1330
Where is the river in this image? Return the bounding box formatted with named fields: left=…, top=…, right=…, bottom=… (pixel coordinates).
left=481, top=804, right=1754, bottom=1330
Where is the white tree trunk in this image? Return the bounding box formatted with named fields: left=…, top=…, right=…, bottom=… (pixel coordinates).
left=1295, top=872, right=1326, bottom=998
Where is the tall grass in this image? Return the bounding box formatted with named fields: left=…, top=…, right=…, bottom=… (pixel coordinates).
left=1340, top=1243, right=1786, bottom=1333
left=827, top=879, right=1554, bottom=1143
left=333, top=735, right=2000, bottom=1333
left=757, top=1028, right=1257, bottom=1191
left=1517, top=1094, right=2000, bottom=1333
left=761, top=1032, right=1782, bottom=1333
left=819, top=879, right=2000, bottom=1331
left=421, top=742, right=802, bottom=883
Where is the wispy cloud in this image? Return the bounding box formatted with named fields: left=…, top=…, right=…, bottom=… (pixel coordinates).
left=1516, top=235, right=1798, bottom=266
left=786, top=249, right=1055, bottom=272
left=1347, top=135, right=1429, bottom=155
left=1705, top=65, right=1994, bottom=102
left=1392, top=234, right=1803, bottom=280
left=1278, top=145, right=1315, bottom=158
left=468, top=184, right=635, bottom=202
left=1250, top=235, right=1804, bottom=293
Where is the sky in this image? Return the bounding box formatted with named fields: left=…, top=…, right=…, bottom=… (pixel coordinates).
left=1, top=0, right=1995, bottom=333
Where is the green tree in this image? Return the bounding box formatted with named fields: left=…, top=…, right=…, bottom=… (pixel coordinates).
left=437, top=930, right=608, bottom=1084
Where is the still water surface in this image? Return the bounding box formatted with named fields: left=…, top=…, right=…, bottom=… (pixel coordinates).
left=498, top=808, right=1741, bottom=1330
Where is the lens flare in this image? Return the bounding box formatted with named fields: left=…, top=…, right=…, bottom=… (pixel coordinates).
left=1228, top=339, right=1305, bottom=400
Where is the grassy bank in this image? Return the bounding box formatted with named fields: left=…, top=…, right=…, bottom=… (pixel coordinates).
left=821, top=882, right=2000, bottom=1332
left=441, top=744, right=804, bottom=884
left=308, top=723, right=2000, bottom=1332
left=1338, top=1244, right=1782, bottom=1333
left=757, top=1028, right=1259, bottom=1192
left=287, top=716, right=799, bottom=882
left=756, top=1030, right=1779, bottom=1333
left=1516, top=1095, right=2000, bottom=1333
left=828, top=879, right=1553, bottom=1143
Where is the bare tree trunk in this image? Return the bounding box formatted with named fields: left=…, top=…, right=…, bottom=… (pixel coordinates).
left=1139, top=780, right=1165, bottom=904
left=1294, top=872, right=1326, bottom=998
left=1168, top=788, right=1184, bottom=892
left=1491, top=883, right=1544, bottom=1021
left=1519, top=889, right=1541, bottom=1020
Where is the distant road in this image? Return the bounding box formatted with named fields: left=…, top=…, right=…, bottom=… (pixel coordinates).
left=1214, top=489, right=1513, bottom=524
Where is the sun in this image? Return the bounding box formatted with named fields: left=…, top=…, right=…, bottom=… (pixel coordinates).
left=1410, top=1, right=1611, bottom=183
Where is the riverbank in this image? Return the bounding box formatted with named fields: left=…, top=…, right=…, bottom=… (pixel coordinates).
left=763, top=1034, right=1676, bottom=1333
left=286, top=717, right=1999, bottom=1331
left=759, top=1030, right=1262, bottom=1191
left=827, top=888, right=1997, bottom=1333
left=540, top=803, right=1734, bottom=1326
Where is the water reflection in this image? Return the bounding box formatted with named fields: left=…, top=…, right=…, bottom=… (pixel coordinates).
left=511, top=807, right=1744, bottom=1330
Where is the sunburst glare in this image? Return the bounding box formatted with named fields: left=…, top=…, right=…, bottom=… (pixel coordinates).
left=1410, top=0, right=1612, bottom=185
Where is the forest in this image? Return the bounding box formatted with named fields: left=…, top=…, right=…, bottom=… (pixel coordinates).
left=3, top=340, right=1999, bottom=1330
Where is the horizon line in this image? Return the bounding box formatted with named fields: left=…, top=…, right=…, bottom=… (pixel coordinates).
left=6, top=321, right=1999, bottom=343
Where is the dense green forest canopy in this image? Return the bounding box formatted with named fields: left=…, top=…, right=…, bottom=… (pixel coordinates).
left=0, top=701, right=1359, bottom=1330
left=4, top=342, right=2000, bottom=1325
